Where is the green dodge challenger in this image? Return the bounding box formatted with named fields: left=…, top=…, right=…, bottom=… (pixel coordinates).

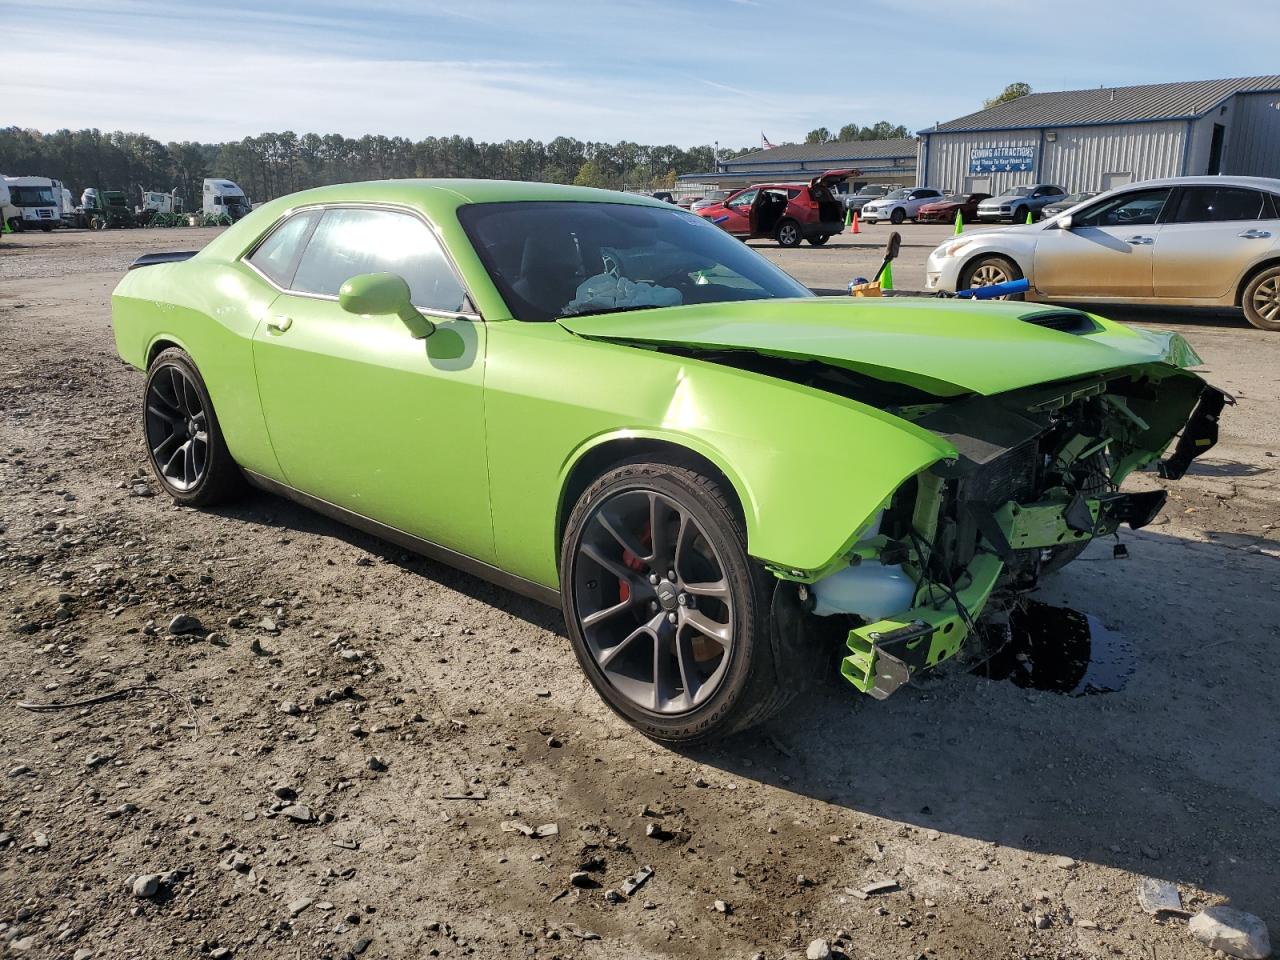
left=111, top=179, right=1225, bottom=742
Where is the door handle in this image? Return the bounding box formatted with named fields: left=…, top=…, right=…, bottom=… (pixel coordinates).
left=266, top=314, right=293, bottom=333
left=1125, top=236, right=1153, bottom=245
left=1238, top=229, right=1272, bottom=239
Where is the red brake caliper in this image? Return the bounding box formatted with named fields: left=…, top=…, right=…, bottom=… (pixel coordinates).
left=618, top=521, right=653, bottom=603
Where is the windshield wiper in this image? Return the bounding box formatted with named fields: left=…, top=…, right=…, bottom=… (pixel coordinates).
left=561, top=304, right=661, bottom=319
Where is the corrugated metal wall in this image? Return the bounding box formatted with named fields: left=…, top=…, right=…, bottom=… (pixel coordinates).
left=925, top=121, right=1188, bottom=194
left=923, top=131, right=1040, bottom=194
left=1041, top=121, right=1186, bottom=189
left=1223, top=93, right=1280, bottom=177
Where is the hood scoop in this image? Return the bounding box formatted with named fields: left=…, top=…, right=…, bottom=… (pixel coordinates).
left=1018, top=308, right=1098, bottom=334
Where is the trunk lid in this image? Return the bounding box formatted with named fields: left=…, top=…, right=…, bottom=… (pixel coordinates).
left=809, top=169, right=856, bottom=190
left=558, top=297, right=1189, bottom=397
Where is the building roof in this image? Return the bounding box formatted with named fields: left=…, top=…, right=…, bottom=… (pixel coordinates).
left=724, top=137, right=918, bottom=167
left=928, top=75, right=1280, bottom=133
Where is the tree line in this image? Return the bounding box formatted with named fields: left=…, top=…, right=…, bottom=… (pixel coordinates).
left=0, top=127, right=767, bottom=209
left=803, top=121, right=912, bottom=145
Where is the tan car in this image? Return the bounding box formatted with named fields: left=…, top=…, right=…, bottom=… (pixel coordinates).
left=925, top=176, right=1280, bottom=330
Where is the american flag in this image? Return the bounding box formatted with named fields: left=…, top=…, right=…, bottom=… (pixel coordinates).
left=761, top=132, right=775, bottom=149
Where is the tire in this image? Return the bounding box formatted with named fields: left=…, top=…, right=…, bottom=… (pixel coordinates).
left=775, top=219, right=802, bottom=248
left=560, top=457, right=792, bottom=743
left=143, top=348, right=245, bottom=507
left=959, top=255, right=1024, bottom=301
left=8, top=218, right=24, bottom=232
left=889, top=207, right=906, bottom=225
left=1242, top=264, right=1280, bottom=331
left=807, top=234, right=830, bottom=246
left=1012, top=206, right=1029, bottom=224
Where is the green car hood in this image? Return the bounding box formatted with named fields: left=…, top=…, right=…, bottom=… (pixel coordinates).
left=558, top=297, right=1199, bottom=397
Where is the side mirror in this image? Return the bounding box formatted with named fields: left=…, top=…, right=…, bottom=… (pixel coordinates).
left=1056, top=213, right=1074, bottom=230
left=338, top=272, right=435, bottom=339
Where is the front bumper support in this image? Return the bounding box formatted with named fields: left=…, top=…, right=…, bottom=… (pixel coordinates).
left=841, top=552, right=1003, bottom=699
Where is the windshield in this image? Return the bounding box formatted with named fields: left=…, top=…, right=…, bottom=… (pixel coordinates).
left=881, top=189, right=910, bottom=201
left=10, top=186, right=56, bottom=205
left=1061, top=192, right=1091, bottom=203
left=1000, top=186, right=1033, bottom=197
left=858, top=185, right=888, bottom=196
left=458, top=200, right=813, bottom=322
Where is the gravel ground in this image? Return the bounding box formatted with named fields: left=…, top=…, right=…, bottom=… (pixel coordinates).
left=1, top=226, right=1277, bottom=960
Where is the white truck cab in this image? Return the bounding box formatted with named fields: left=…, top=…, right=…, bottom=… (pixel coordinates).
left=3, top=175, right=61, bottom=231
left=202, top=178, right=250, bottom=220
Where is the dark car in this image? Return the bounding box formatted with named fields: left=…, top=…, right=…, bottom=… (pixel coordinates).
left=651, top=191, right=677, bottom=204
left=695, top=171, right=850, bottom=247
left=915, top=192, right=992, bottom=224
left=1040, top=191, right=1098, bottom=218
left=843, top=183, right=894, bottom=214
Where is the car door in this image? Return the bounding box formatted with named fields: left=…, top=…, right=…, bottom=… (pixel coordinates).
left=1032, top=187, right=1172, bottom=299
left=248, top=204, right=494, bottom=562
left=716, top=189, right=756, bottom=235
left=1154, top=186, right=1280, bottom=300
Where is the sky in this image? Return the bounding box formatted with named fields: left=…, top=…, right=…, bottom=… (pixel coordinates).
left=9, top=0, right=1280, bottom=148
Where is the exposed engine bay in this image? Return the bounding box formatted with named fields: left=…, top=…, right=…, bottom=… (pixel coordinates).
left=658, top=339, right=1229, bottom=699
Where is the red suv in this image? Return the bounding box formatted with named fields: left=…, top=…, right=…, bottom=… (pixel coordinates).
left=695, top=170, right=851, bottom=247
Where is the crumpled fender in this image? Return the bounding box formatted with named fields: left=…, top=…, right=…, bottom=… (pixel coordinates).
left=559, top=363, right=956, bottom=579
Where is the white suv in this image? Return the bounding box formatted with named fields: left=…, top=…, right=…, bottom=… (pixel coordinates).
left=860, top=187, right=945, bottom=225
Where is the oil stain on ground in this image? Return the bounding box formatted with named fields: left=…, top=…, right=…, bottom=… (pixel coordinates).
left=977, top=600, right=1136, bottom=695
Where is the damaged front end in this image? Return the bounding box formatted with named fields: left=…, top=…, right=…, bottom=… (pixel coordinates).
left=802, top=366, right=1229, bottom=700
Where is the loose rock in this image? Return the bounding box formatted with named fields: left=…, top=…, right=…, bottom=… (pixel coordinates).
left=1188, top=906, right=1271, bottom=960
left=167, top=613, right=202, bottom=635
left=133, top=874, right=161, bottom=898
left=806, top=939, right=832, bottom=960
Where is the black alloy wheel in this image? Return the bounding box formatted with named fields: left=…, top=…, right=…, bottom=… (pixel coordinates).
left=146, top=363, right=209, bottom=492
left=561, top=458, right=802, bottom=743
left=142, top=348, right=244, bottom=506
left=572, top=488, right=735, bottom=715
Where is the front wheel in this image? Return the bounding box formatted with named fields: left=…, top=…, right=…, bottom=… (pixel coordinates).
left=807, top=234, right=830, bottom=246
left=560, top=458, right=792, bottom=743
left=775, top=219, right=802, bottom=247
left=143, top=348, right=245, bottom=506
left=889, top=207, right=906, bottom=225
left=959, top=255, right=1024, bottom=301
left=1242, top=266, right=1280, bottom=331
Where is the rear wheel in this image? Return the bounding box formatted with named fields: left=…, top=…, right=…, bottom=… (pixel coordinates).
left=959, top=255, right=1024, bottom=301
left=807, top=234, right=830, bottom=246
left=1012, top=205, right=1029, bottom=224
left=143, top=348, right=245, bottom=506
left=775, top=219, right=802, bottom=247
left=1242, top=265, right=1280, bottom=331
left=890, top=207, right=906, bottom=225
left=560, top=458, right=791, bottom=743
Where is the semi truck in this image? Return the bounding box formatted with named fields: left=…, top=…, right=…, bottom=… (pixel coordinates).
left=202, top=178, right=250, bottom=221
left=2, top=175, right=61, bottom=231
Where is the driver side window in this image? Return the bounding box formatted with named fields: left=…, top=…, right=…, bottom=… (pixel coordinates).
left=1074, top=188, right=1171, bottom=228
left=291, top=207, right=468, bottom=313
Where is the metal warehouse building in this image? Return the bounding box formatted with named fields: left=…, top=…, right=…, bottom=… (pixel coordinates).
left=679, top=137, right=918, bottom=192
left=919, top=75, right=1280, bottom=196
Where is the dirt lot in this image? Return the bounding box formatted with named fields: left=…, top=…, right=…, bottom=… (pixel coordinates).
left=1, top=227, right=1277, bottom=960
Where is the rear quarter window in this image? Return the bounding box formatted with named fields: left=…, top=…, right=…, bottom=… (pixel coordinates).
left=246, top=210, right=321, bottom=287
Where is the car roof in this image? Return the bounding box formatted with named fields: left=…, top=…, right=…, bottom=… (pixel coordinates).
left=195, top=178, right=673, bottom=263
left=1117, top=174, right=1280, bottom=192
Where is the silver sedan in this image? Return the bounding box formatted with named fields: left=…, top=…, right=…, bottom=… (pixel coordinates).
left=925, top=175, right=1280, bottom=330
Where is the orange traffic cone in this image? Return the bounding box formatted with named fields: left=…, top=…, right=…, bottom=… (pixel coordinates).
left=851, top=210, right=860, bottom=235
